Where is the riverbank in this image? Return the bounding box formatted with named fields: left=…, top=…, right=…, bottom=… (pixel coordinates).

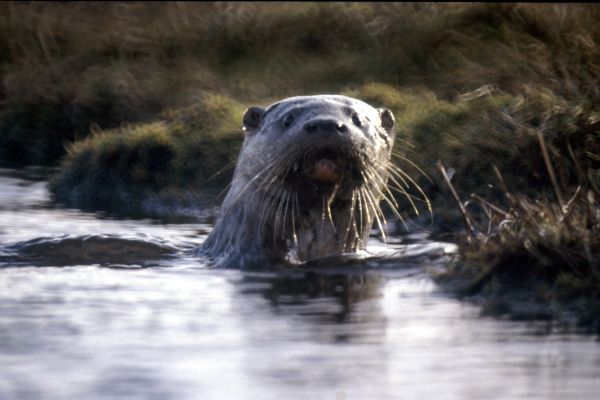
left=48, top=80, right=600, bottom=331
left=2, top=3, right=600, bottom=329
left=433, top=151, right=600, bottom=333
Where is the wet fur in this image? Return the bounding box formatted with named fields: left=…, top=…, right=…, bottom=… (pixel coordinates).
left=201, top=95, right=398, bottom=268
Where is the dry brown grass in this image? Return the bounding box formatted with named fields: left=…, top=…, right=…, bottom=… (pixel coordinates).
left=2, top=3, right=599, bottom=164
left=436, top=102, right=600, bottom=330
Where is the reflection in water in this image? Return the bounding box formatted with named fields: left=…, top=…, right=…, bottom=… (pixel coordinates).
left=243, top=270, right=382, bottom=314
left=239, top=270, right=386, bottom=343
left=0, top=169, right=599, bottom=400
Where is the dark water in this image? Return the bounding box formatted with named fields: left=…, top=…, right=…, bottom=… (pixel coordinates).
left=0, top=168, right=599, bottom=400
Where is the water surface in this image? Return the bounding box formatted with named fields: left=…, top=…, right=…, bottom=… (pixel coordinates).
left=0, top=169, right=598, bottom=400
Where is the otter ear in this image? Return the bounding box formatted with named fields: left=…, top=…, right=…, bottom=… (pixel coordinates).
left=242, top=107, right=265, bottom=131
left=378, top=108, right=395, bottom=134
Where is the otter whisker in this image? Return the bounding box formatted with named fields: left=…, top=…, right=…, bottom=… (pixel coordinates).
left=361, top=169, right=386, bottom=192
left=274, top=188, right=289, bottom=240
left=344, top=189, right=362, bottom=250
left=359, top=186, right=379, bottom=234
left=363, top=165, right=406, bottom=225
left=375, top=160, right=411, bottom=189
left=377, top=190, right=408, bottom=230
left=384, top=160, right=425, bottom=189
left=256, top=180, right=285, bottom=232
left=257, top=171, right=282, bottom=198
left=225, top=157, right=281, bottom=210
left=356, top=189, right=366, bottom=236
left=360, top=186, right=388, bottom=242
left=326, top=184, right=339, bottom=232
left=266, top=186, right=281, bottom=240
left=291, top=192, right=299, bottom=248
left=282, top=188, right=293, bottom=238
left=386, top=163, right=432, bottom=215
left=274, top=190, right=284, bottom=241
left=390, top=150, right=433, bottom=183
left=342, top=189, right=356, bottom=250
left=319, top=196, right=327, bottom=236
left=384, top=168, right=411, bottom=196
left=378, top=162, right=423, bottom=201
left=359, top=169, right=388, bottom=221
left=362, top=165, right=391, bottom=194
left=257, top=188, right=279, bottom=233
left=215, top=181, right=234, bottom=203
left=205, top=159, right=238, bottom=184
left=363, top=182, right=386, bottom=221
left=381, top=184, right=405, bottom=219
left=236, top=149, right=296, bottom=215
left=373, top=172, right=399, bottom=209
left=360, top=167, right=400, bottom=223
left=377, top=169, right=420, bottom=217
left=372, top=158, right=429, bottom=216
left=325, top=199, right=335, bottom=232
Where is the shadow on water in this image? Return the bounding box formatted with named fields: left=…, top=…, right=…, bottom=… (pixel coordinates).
left=240, top=269, right=384, bottom=324
left=231, top=243, right=453, bottom=345
left=1, top=234, right=180, bottom=268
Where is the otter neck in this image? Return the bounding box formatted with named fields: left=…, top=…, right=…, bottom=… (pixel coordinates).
left=203, top=184, right=371, bottom=267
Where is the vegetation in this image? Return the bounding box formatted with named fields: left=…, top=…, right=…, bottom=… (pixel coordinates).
left=1, top=3, right=600, bottom=328
left=439, top=187, right=600, bottom=332
left=49, top=93, right=246, bottom=216
left=433, top=115, right=600, bottom=332
left=2, top=3, right=598, bottom=164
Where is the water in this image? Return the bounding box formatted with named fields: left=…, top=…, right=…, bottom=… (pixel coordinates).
left=0, top=168, right=598, bottom=400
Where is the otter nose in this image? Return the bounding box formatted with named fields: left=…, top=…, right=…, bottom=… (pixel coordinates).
left=303, top=119, right=348, bottom=137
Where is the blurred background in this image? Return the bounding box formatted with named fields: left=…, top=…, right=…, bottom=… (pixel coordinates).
left=0, top=2, right=598, bottom=226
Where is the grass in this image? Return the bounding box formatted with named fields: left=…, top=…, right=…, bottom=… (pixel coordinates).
left=433, top=105, right=600, bottom=332
left=2, top=3, right=598, bottom=165
left=49, top=93, right=246, bottom=216
left=436, top=182, right=600, bottom=332
left=2, top=3, right=600, bottom=327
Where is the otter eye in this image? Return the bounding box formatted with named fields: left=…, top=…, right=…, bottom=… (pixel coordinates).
left=283, top=114, right=294, bottom=128
left=351, top=113, right=362, bottom=127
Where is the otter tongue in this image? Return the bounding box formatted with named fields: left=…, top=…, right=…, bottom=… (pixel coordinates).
left=308, top=159, right=341, bottom=183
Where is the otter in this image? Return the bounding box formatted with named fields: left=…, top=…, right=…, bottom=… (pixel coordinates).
left=200, top=95, right=398, bottom=268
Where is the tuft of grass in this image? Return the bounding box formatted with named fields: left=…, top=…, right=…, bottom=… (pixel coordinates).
left=345, top=83, right=592, bottom=233
left=438, top=186, right=600, bottom=331
left=49, top=93, right=247, bottom=216
left=433, top=98, right=600, bottom=331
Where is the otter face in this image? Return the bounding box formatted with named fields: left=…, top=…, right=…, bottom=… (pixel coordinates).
left=204, top=95, right=398, bottom=266
left=239, top=96, right=395, bottom=207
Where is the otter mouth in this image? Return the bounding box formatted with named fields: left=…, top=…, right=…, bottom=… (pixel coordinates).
left=276, top=147, right=364, bottom=208
left=301, top=148, right=350, bottom=184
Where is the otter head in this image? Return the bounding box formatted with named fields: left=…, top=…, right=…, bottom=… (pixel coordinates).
left=203, top=95, right=397, bottom=267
